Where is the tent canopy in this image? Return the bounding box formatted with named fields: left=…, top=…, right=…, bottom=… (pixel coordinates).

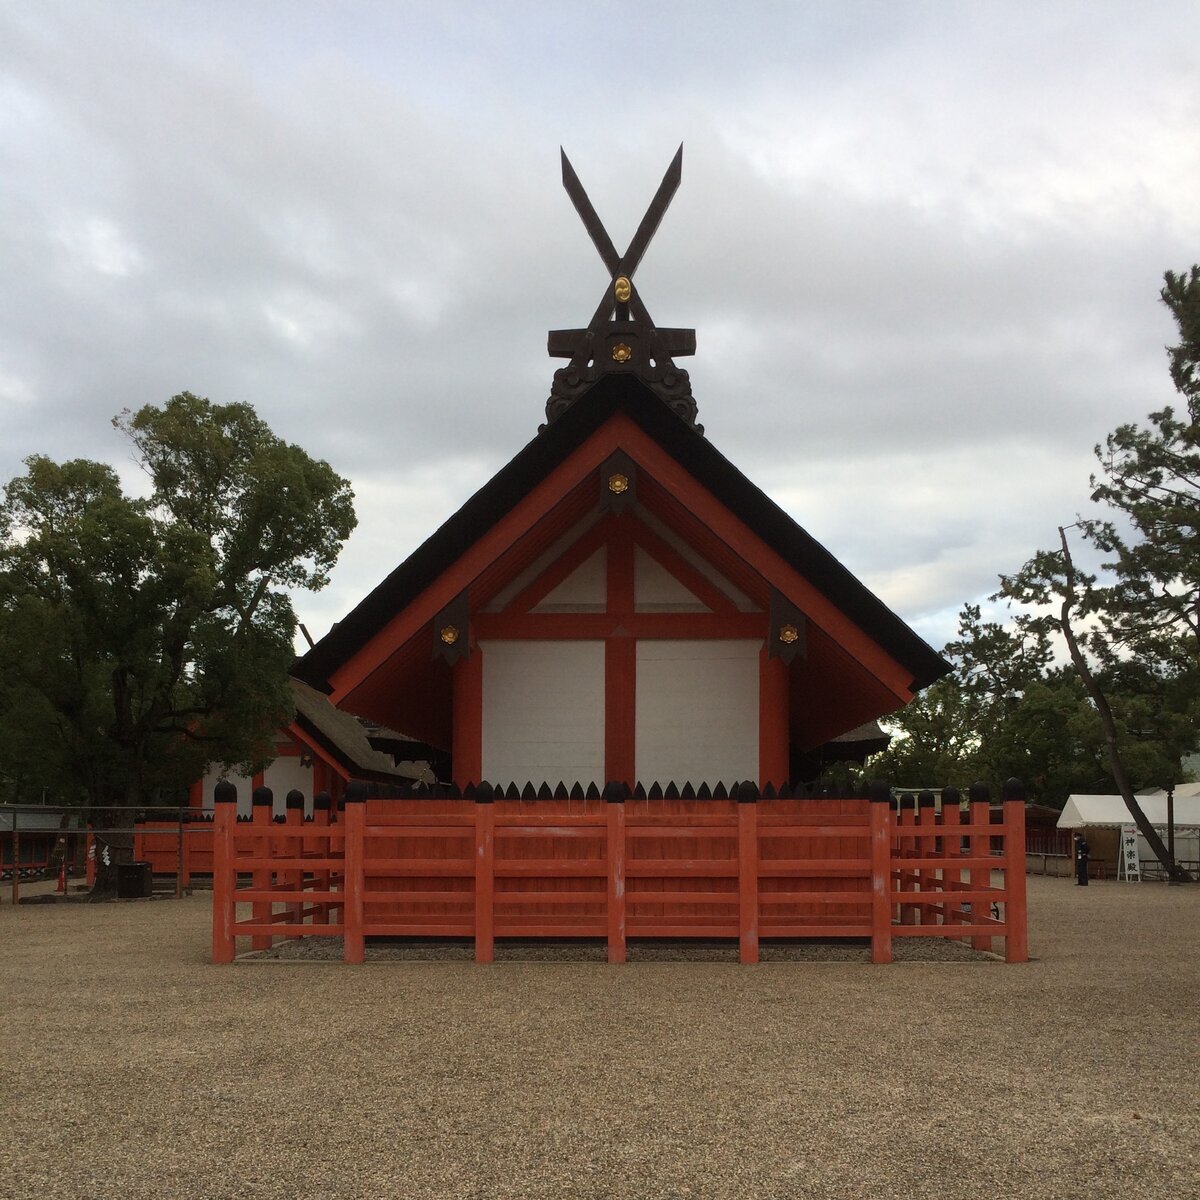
left=1058, top=792, right=1200, bottom=830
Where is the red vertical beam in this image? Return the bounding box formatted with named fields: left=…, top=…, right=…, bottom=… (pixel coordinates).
left=737, top=786, right=759, bottom=964
left=452, top=648, right=483, bottom=789
left=969, top=782, right=991, bottom=951
left=250, top=786, right=273, bottom=952
left=1002, top=779, right=1029, bottom=963
left=342, top=786, right=365, bottom=964
left=211, top=782, right=237, bottom=964
left=475, top=790, right=495, bottom=963
left=606, top=785, right=626, bottom=964
left=605, top=639, right=636, bottom=785
left=869, top=786, right=893, bottom=964
left=758, top=648, right=789, bottom=790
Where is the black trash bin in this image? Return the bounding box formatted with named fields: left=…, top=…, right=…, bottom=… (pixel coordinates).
left=116, top=861, right=153, bottom=899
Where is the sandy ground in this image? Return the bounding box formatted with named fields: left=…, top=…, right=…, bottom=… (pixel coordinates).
left=2, top=875, right=1198, bottom=1200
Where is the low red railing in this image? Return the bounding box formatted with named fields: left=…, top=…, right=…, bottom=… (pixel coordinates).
left=210, top=780, right=1027, bottom=965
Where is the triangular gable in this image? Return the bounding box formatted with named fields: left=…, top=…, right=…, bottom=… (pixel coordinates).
left=296, top=375, right=948, bottom=748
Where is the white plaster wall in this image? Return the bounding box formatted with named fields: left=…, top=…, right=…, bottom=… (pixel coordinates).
left=265, top=755, right=314, bottom=817
left=483, top=512, right=602, bottom=611
left=201, top=764, right=253, bottom=817
left=633, top=506, right=759, bottom=611
left=481, top=640, right=605, bottom=788
left=533, top=547, right=607, bottom=611
left=634, top=546, right=709, bottom=612
left=635, top=639, right=760, bottom=787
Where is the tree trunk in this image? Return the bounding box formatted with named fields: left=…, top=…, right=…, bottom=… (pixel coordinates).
left=1058, top=527, right=1193, bottom=883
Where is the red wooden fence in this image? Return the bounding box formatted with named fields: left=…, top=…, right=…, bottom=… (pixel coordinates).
left=210, top=780, right=1028, bottom=965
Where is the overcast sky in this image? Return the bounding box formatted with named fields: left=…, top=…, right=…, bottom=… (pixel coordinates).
left=3, top=1, right=1199, bottom=655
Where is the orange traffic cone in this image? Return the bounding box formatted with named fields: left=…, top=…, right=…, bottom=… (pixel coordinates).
left=57, top=861, right=67, bottom=893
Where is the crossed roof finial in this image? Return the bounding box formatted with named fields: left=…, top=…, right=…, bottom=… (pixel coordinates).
left=545, top=146, right=700, bottom=431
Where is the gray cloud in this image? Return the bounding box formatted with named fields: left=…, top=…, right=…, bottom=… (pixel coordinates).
left=3, top=1, right=1199, bottom=655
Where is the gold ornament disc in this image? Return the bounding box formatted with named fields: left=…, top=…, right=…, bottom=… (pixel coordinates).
left=439, top=625, right=460, bottom=646
left=614, top=276, right=632, bottom=303
left=611, top=343, right=632, bottom=363
left=607, top=473, right=630, bottom=495
left=779, top=624, right=800, bottom=645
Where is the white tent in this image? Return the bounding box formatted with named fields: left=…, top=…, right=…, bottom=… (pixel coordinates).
left=1059, top=791, right=1200, bottom=877
left=1057, top=792, right=1200, bottom=830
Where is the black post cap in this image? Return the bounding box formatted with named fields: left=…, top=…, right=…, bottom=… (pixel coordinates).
left=475, top=781, right=495, bottom=804
left=942, top=786, right=961, bottom=808
left=1002, top=777, right=1027, bottom=803
left=867, top=780, right=892, bottom=805
left=313, top=791, right=331, bottom=811
left=918, top=790, right=936, bottom=810
left=603, top=781, right=628, bottom=804
left=252, top=786, right=274, bottom=808
left=214, top=780, right=238, bottom=806
left=285, top=790, right=305, bottom=811
left=736, top=780, right=759, bottom=803
left=344, top=781, right=368, bottom=805
left=968, top=781, right=991, bottom=805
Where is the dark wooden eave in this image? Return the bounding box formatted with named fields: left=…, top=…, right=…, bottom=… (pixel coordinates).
left=296, top=373, right=949, bottom=694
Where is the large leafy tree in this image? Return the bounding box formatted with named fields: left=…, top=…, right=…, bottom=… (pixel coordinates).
left=0, top=394, right=356, bottom=839
left=999, top=269, right=1200, bottom=881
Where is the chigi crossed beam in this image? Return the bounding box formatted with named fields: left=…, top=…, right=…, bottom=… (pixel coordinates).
left=545, top=146, right=699, bottom=429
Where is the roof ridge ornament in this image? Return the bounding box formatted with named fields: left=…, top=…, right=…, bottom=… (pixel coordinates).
left=545, top=146, right=701, bottom=432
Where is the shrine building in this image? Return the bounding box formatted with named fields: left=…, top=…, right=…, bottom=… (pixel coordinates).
left=294, top=149, right=948, bottom=793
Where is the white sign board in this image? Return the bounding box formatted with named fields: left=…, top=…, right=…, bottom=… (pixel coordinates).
left=1117, top=825, right=1141, bottom=882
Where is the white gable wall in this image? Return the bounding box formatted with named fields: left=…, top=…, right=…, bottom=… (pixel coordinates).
left=481, top=640, right=605, bottom=788
left=635, top=639, right=760, bottom=787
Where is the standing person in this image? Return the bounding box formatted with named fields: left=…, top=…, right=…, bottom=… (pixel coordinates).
left=1074, top=831, right=1090, bottom=886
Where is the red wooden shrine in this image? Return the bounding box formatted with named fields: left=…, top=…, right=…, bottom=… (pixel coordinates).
left=207, top=149, right=1031, bottom=964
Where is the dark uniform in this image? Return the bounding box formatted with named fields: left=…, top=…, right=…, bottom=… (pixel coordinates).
left=1074, top=833, right=1090, bottom=886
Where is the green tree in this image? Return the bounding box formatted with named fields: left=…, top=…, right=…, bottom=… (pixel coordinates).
left=0, top=393, right=356, bottom=887
left=999, top=269, right=1200, bottom=881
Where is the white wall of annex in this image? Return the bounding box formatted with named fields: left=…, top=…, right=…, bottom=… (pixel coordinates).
left=635, top=639, right=760, bottom=787
left=481, top=640, right=605, bottom=788
left=201, top=764, right=252, bottom=817
left=265, top=755, right=314, bottom=817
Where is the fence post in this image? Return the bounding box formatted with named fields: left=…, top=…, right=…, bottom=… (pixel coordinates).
left=869, top=782, right=893, bottom=964
left=212, top=782, right=237, bottom=963
left=250, top=787, right=274, bottom=951
left=969, top=782, right=991, bottom=951
left=85, top=821, right=95, bottom=889
left=285, top=790, right=304, bottom=928
left=916, top=790, right=936, bottom=926
left=605, top=782, right=627, bottom=964
left=176, top=805, right=186, bottom=899
left=474, top=783, right=495, bottom=964
left=940, top=787, right=962, bottom=931
left=737, top=782, right=759, bottom=965
left=313, top=792, right=332, bottom=926
left=10, top=814, right=17, bottom=906
left=1003, top=778, right=1029, bottom=963
left=343, top=782, right=366, bottom=964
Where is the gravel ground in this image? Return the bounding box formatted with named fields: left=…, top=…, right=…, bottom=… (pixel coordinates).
left=2, top=875, right=1198, bottom=1199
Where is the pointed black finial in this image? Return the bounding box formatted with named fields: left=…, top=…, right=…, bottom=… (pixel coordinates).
left=546, top=147, right=700, bottom=431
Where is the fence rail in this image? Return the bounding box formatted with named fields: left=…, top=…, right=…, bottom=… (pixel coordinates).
left=210, top=780, right=1028, bottom=965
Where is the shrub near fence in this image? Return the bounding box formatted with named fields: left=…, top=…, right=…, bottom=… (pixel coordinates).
left=210, top=779, right=1029, bottom=965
